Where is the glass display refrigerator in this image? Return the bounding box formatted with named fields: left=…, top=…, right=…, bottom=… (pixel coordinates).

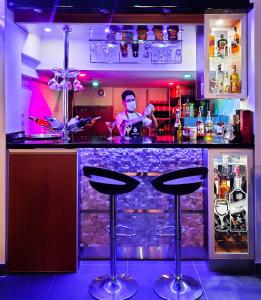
left=208, top=149, right=254, bottom=262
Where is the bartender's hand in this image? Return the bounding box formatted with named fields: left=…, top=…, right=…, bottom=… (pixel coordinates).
left=86, top=119, right=97, bottom=127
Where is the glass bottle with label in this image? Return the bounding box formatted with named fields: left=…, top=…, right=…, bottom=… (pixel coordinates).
left=173, top=108, right=180, bottom=139
left=205, top=111, right=214, bottom=140
left=196, top=110, right=204, bottom=140
left=229, top=165, right=247, bottom=232
left=217, top=34, right=228, bottom=57
left=223, top=71, right=231, bottom=93
left=216, top=64, right=224, bottom=94
left=231, top=27, right=240, bottom=54
left=209, top=33, right=215, bottom=57
left=230, top=65, right=240, bottom=93
left=219, top=165, right=230, bottom=201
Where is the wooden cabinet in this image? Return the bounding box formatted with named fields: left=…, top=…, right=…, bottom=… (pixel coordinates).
left=8, top=150, right=78, bottom=272
left=204, top=14, right=247, bottom=99
left=73, top=105, right=113, bottom=136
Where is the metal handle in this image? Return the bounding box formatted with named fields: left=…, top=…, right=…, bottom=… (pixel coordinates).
left=106, top=224, right=137, bottom=237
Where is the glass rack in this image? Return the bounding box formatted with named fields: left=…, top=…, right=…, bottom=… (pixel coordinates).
left=89, top=40, right=183, bottom=64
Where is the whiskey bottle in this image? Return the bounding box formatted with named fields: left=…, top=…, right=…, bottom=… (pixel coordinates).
left=196, top=110, right=204, bottom=140
left=219, top=165, right=230, bottom=201
left=230, top=65, right=240, bottom=93
left=231, top=27, right=240, bottom=54
left=209, top=33, right=215, bottom=57
left=217, top=34, right=228, bottom=57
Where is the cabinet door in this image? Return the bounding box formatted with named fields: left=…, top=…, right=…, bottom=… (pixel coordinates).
left=8, top=150, right=78, bottom=272
left=208, top=149, right=254, bottom=259
left=93, top=106, right=113, bottom=136
left=204, top=14, right=247, bottom=98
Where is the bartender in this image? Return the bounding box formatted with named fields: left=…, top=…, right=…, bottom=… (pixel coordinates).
left=116, top=90, right=158, bottom=137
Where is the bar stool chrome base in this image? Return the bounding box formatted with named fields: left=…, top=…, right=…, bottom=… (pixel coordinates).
left=89, top=274, right=138, bottom=300
left=154, top=274, right=203, bottom=300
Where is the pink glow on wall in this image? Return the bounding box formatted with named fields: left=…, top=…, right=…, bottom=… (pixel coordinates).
left=23, top=76, right=61, bottom=134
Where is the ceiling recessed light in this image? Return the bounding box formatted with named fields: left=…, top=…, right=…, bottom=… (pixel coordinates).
left=215, top=19, right=224, bottom=26
left=44, top=27, right=52, bottom=33
left=104, top=27, right=110, bottom=33
left=92, top=80, right=100, bottom=87
left=184, top=74, right=192, bottom=79
left=79, top=73, right=87, bottom=77
left=168, top=82, right=174, bottom=86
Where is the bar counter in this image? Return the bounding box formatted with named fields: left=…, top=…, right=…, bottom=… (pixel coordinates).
left=6, top=135, right=254, bottom=149
left=7, top=135, right=254, bottom=272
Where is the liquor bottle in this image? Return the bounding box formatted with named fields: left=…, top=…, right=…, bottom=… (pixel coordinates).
left=219, top=165, right=230, bottom=201
left=120, top=42, right=128, bottom=58
left=66, top=116, right=93, bottom=132
left=230, top=65, right=240, bottom=93
left=209, top=33, right=215, bottom=57
left=217, top=34, right=228, bottom=57
left=214, top=167, right=220, bottom=197
left=189, top=102, right=194, bottom=118
left=216, top=64, right=224, bottom=94
left=229, top=165, right=247, bottom=232
left=131, top=42, right=139, bottom=58
left=196, top=110, right=204, bottom=140
left=177, top=122, right=183, bottom=143
left=223, top=71, right=231, bottom=93
left=231, top=27, right=240, bottom=55
left=184, top=98, right=191, bottom=117
left=29, top=116, right=52, bottom=129
left=173, top=108, right=180, bottom=139
left=205, top=111, right=214, bottom=140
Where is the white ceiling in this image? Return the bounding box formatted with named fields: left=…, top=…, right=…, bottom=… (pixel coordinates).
left=22, top=22, right=196, bottom=87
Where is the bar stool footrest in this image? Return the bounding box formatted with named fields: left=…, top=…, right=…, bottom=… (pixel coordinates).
left=106, top=224, right=137, bottom=237
left=155, top=225, right=187, bottom=237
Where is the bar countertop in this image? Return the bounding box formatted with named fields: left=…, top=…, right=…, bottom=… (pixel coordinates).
left=6, top=135, right=254, bottom=149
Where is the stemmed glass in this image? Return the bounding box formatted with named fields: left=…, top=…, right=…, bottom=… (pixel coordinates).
left=214, top=199, right=229, bottom=232
left=125, top=122, right=132, bottom=141
left=105, top=121, right=115, bottom=141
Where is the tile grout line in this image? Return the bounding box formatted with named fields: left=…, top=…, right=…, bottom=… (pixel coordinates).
left=193, top=261, right=209, bottom=300
left=45, top=274, right=56, bottom=300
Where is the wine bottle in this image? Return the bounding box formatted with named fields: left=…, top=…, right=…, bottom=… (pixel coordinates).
left=66, top=116, right=90, bottom=132
left=29, top=116, right=51, bottom=128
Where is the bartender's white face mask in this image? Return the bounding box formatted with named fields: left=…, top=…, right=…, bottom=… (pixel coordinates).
left=124, top=95, right=137, bottom=112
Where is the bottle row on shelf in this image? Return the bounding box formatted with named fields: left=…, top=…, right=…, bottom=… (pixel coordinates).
left=211, top=63, right=241, bottom=94
left=29, top=115, right=99, bottom=133
left=214, top=163, right=248, bottom=234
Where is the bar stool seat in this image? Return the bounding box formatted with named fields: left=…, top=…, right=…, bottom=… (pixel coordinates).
left=83, top=166, right=140, bottom=300
left=151, top=167, right=208, bottom=300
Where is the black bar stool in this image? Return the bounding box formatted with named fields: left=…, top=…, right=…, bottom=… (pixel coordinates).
left=83, top=166, right=140, bottom=300
left=151, top=167, right=208, bottom=300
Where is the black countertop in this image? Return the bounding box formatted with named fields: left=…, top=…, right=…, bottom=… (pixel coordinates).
left=6, top=135, right=254, bottom=149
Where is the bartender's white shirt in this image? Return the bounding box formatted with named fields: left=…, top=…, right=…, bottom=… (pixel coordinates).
left=115, top=111, right=152, bottom=129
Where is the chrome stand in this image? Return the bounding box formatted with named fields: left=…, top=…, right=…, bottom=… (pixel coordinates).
left=89, top=195, right=138, bottom=300
left=154, top=195, right=203, bottom=300
left=62, top=25, right=70, bottom=141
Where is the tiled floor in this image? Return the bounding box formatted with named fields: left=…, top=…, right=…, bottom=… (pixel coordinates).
left=1, top=261, right=261, bottom=300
